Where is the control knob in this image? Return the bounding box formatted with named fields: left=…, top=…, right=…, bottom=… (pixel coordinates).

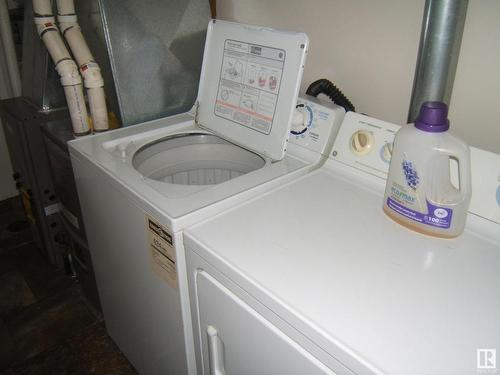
left=381, top=142, right=393, bottom=163
left=350, top=130, right=374, bottom=155
left=291, top=103, right=313, bottom=135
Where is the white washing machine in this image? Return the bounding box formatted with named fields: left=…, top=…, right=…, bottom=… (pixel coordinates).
left=69, top=20, right=345, bottom=375
left=184, top=112, right=500, bottom=375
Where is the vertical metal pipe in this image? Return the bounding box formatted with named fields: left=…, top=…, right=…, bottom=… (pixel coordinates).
left=408, top=0, right=468, bottom=123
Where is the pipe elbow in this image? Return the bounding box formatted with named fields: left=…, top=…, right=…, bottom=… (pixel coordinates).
left=56, top=59, right=82, bottom=86
left=34, top=16, right=58, bottom=37
left=80, top=63, right=104, bottom=88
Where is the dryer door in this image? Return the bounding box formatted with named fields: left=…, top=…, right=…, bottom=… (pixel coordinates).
left=194, top=270, right=337, bottom=375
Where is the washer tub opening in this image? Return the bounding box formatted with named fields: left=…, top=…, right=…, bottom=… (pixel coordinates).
left=132, top=133, right=266, bottom=185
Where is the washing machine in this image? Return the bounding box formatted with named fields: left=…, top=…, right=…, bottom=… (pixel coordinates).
left=184, top=112, right=500, bottom=375
left=70, top=20, right=346, bottom=375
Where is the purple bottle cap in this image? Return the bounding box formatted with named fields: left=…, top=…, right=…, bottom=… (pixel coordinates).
left=415, top=101, right=450, bottom=132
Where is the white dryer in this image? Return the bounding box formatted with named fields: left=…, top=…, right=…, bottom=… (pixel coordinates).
left=69, top=20, right=345, bottom=375
left=184, top=112, right=500, bottom=375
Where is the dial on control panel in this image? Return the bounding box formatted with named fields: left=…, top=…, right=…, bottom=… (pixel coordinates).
left=380, top=142, right=393, bottom=163
left=291, top=103, right=313, bottom=135
left=350, top=130, right=374, bottom=155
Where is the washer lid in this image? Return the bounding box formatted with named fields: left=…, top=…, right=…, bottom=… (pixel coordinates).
left=196, top=20, right=309, bottom=161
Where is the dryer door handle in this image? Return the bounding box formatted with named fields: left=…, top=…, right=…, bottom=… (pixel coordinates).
left=207, top=325, right=226, bottom=375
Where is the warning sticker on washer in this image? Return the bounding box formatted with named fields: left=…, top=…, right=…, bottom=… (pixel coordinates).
left=145, top=215, right=177, bottom=289
left=215, top=39, right=285, bottom=135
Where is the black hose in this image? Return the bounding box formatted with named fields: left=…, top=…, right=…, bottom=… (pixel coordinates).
left=306, top=79, right=355, bottom=112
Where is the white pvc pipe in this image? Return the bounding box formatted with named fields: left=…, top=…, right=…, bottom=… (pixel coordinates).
left=63, top=26, right=94, bottom=65
left=64, top=83, right=89, bottom=135
left=57, top=0, right=109, bottom=132
left=32, top=0, right=52, bottom=15
left=32, top=0, right=90, bottom=135
left=0, top=0, right=22, bottom=97
left=87, top=87, right=108, bottom=132
left=55, top=0, right=75, bottom=14
left=37, top=26, right=73, bottom=63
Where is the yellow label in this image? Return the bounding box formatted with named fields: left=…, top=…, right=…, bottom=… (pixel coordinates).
left=145, top=214, right=177, bottom=289
left=22, top=191, right=35, bottom=224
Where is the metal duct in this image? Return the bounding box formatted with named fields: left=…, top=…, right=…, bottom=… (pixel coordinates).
left=22, top=0, right=210, bottom=126
left=408, top=0, right=468, bottom=123
left=98, top=0, right=211, bottom=126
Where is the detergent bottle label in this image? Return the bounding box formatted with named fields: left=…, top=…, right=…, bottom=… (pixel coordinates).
left=386, top=197, right=453, bottom=229
left=386, top=158, right=453, bottom=229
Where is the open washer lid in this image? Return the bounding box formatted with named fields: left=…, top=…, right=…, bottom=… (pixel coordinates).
left=196, top=20, right=309, bottom=161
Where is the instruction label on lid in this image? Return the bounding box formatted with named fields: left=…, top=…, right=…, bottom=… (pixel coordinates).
left=215, top=40, right=285, bottom=135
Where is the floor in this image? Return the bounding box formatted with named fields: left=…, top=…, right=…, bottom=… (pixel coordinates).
left=0, top=196, right=138, bottom=374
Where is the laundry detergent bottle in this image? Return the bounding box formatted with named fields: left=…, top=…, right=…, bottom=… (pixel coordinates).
left=383, top=101, right=471, bottom=238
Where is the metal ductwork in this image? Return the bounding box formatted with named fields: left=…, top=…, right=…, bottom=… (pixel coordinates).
left=98, top=0, right=210, bottom=126
left=22, top=0, right=211, bottom=127
left=408, top=0, right=469, bottom=123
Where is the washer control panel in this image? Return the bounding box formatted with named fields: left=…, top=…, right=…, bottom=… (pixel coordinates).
left=331, top=111, right=399, bottom=179
left=289, top=96, right=346, bottom=155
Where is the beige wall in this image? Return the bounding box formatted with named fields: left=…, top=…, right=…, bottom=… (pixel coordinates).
left=218, top=0, right=500, bottom=154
